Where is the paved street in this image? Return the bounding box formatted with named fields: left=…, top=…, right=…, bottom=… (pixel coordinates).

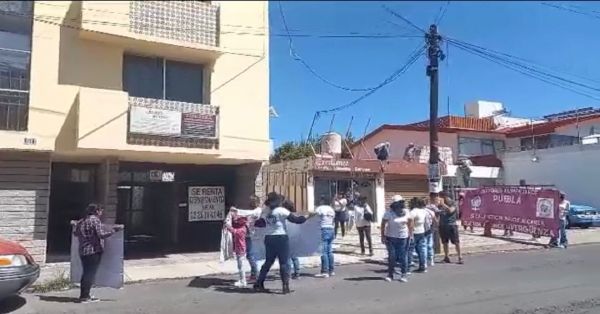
left=3, top=243, right=600, bottom=314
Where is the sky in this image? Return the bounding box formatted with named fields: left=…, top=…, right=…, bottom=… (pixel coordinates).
left=268, top=1, right=600, bottom=146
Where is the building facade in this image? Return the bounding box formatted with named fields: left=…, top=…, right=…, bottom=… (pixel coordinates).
left=0, top=1, right=269, bottom=263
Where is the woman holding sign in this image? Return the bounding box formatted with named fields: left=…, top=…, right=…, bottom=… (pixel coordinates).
left=253, top=192, right=312, bottom=294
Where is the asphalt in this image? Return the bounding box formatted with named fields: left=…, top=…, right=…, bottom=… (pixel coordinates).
left=3, top=244, right=600, bottom=314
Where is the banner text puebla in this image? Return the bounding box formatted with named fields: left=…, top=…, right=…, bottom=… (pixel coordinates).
left=460, top=187, right=560, bottom=237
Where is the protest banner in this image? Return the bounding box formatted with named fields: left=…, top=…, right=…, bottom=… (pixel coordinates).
left=461, top=186, right=560, bottom=237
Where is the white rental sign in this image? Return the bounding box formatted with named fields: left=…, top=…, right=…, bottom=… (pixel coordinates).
left=188, top=186, right=225, bottom=221
left=130, top=106, right=182, bottom=136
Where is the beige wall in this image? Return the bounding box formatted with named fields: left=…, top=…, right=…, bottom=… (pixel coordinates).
left=0, top=1, right=270, bottom=164
left=353, top=129, right=459, bottom=161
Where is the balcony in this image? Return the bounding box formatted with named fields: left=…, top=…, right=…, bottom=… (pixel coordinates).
left=76, top=88, right=219, bottom=155
left=78, top=1, right=222, bottom=60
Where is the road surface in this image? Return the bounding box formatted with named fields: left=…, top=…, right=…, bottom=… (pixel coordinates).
left=3, top=244, right=600, bottom=314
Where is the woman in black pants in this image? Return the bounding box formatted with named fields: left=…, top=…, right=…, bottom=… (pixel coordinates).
left=253, top=193, right=311, bottom=294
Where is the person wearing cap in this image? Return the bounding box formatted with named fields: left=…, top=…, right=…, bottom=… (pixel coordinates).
left=380, top=195, right=412, bottom=282
left=354, top=195, right=374, bottom=256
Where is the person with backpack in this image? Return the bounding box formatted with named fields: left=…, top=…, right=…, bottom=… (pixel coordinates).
left=354, top=195, right=374, bottom=256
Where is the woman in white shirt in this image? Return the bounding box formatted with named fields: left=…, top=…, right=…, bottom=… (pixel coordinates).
left=354, top=196, right=374, bottom=256
left=410, top=198, right=432, bottom=273
left=251, top=192, right=311, bottom=294
left=380, top=196, right=412, bottom=282
left=315, top=196, right=336, bottom=278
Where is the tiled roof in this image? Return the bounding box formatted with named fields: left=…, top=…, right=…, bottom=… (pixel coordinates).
left=406, top=116, right=497, bottom=131
left=503, top=113, right=600, bottom=138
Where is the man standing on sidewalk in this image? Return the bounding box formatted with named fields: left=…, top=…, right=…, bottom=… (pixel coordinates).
left=437, top=192, right=463, bottom=264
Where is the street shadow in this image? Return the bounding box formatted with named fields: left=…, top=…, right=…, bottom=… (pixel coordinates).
left=37, top=296, right=80, bottom=303
left=213, top=286, right=262, bottom=295
left=362, top=259, right=387, bottom=266
left=344, top=276, right=384, bottom=282
left=468, top=233, right=548, bottom=247
left=0, top=296, right=26, bottom=314
left=187, top=277, right=236, bottom=289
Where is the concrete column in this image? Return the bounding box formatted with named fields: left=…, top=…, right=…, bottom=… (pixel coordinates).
left=97, top=158, right=119, bottom=224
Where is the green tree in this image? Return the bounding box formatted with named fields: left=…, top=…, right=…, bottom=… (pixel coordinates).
left=270, top=133, right=357, bottom=163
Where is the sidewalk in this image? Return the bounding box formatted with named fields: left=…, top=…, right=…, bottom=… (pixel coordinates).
left=35, top=226, right=600, bottom=286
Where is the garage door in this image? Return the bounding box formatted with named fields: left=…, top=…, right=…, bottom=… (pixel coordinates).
left=384, top=177, right=428, bottom=209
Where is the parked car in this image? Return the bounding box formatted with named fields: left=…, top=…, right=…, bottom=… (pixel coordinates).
left=0, top=238, right=40, bottom=300
left=566, top=204, right=600, bottom=229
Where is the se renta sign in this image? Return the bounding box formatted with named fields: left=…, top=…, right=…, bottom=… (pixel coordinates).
left=188, top=186, right=225, bottom=222
left=460, top=187, right=560, bottom=237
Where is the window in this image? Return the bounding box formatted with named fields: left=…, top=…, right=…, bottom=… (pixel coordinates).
left=458, top=137, right=505, bottom=156
left=0, top=1, right=33, bottom=131
left=123, top=54, right=204, bottom=103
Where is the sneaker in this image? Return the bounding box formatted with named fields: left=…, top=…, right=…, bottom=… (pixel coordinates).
left=457, top=258, right=464, bottom=265
left=415, top=268, right=427, bottom=273
left=329, top=272, right=335, bottom=277
left=384, top=277, right=393, bottom=282
left=79, top=297, right=100, bottom=304
left=429, top=260, right=435, bottom=267
left=253, top=282, right=268, bottom=293
left=399, top=275, right=408, bottom=283
left=234, top=280, right=247, bottom=288
left=315, top=273, right=330, bottom=278
left=443, top=257, right=451, bottom=263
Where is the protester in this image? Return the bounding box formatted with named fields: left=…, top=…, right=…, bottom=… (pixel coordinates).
left=438, top=192, right=464, bottom=264
left=555, top=192, right=570, bottom=249
left=229, top=195, right=263, bottom=281
left=424, top=195, right=439, bottom=267
left=333, top=195, right=348, bottom=239
left=315, top=196, right=336, bottom=278
left=409, top=198, right=431, bottom=273
left=73, top=204, right=122, bottom=303
left=380, top=195, right=412, bottom=282
left=253, top=192, right=312, bottom=294
left=282, top=199, right=302, bottom=279
left=225, top=214, right=249, bottom=287
left=354, top=195, right=374, bottom=256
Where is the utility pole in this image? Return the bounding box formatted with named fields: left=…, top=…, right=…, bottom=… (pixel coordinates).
left=426, top=24, right=444, bottom=194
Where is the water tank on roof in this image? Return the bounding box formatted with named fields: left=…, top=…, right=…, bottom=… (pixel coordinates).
left=320, top=132, right=342, bottom=156
left=465, top=101, right=505, bottom=118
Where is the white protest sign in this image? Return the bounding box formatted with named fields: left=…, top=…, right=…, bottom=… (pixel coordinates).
left=188, top=186, right=225, bottom=221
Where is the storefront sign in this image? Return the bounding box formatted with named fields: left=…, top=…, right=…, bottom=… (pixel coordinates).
left=314, top=158, right=375, bottom=173
left=461, top=187, right=560, bottom=236
left=149, top=170, right=163, bottom=182
left=182, top=112, right=217, bottom=138
left=130, top=106, right=182, bottom=136
left=188, top=186, right=225, bottom=221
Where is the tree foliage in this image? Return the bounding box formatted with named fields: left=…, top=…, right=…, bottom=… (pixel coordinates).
left=270, top=133, right=357, bottom=163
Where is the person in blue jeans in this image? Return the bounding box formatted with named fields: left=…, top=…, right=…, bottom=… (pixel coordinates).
left=313, top=196, right=336, bottom=278
left=230, top=195, right=263, bottom=281
left=380, top=195, right=412, bottom=282
left=425, top=194, right=439, bottom=266
left=556, top=193, right=570, bottom=248
left=288, top=256, right=301, bottom=279
left=409, top=198, right=431, bottom=272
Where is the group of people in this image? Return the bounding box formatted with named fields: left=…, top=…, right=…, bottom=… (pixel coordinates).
left=380, top=191, right=463, bottom=283
left=221, top=189, right=466, bottom=293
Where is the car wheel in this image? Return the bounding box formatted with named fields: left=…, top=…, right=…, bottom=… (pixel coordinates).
left=581, top=224, right=591, bottom=229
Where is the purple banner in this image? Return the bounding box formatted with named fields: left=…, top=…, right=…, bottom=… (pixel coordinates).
left=461, top=187, right=560, bottom=237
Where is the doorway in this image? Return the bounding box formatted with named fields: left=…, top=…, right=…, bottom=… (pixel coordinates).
left=47, top=163, right=97, bottom=258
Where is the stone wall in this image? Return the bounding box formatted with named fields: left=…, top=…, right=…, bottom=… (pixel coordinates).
left=0, top=152, right=51, bottom=263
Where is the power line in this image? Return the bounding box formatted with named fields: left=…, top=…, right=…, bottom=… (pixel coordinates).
left=448, top=40, right=600, bottom=101
left=382, top=5, right=427, bottom=34
left=434, top=1, right=451, bottom=25
left=447, top=38, right=600, bottom=93
left=541, top=2, right=600, bottom=21
left=318, top=44, right=426, bottom=114
left=277, top=1, right=420, bottom=93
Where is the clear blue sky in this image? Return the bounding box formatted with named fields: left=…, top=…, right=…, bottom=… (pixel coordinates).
left=268, top=1, right=600, bottom=146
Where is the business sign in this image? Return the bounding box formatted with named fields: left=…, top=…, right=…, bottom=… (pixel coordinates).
left=188, top=186, right=225, bottom=221
left=130, top=106, right=181, bottom=136
left=314, top=157, right=375, bottom=173
left=182, top=112, right=217, bottom=138
left=461, top=187, right=560, bottom=236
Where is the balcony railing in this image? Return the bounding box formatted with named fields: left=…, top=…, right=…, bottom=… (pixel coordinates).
left=0, top=89, right=28, bottom=131
left=126, top=96, right=219, bottom=149
left=80, top=1, right=220, bottom=48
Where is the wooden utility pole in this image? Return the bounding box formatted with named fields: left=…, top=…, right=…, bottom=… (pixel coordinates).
left=426, top=24, right=444, bottom=194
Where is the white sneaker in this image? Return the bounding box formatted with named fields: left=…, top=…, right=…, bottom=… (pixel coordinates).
left=384, top=277, right=393, bottom=282
left=399, top=275, right=408, bottom=283
left=429, top=260, right=435, bottom=267
left=315, top=273, right=330, bottom=278
left=329, top=272, right=335, bottom=277
left=234, top=280, right=247, bottom=288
